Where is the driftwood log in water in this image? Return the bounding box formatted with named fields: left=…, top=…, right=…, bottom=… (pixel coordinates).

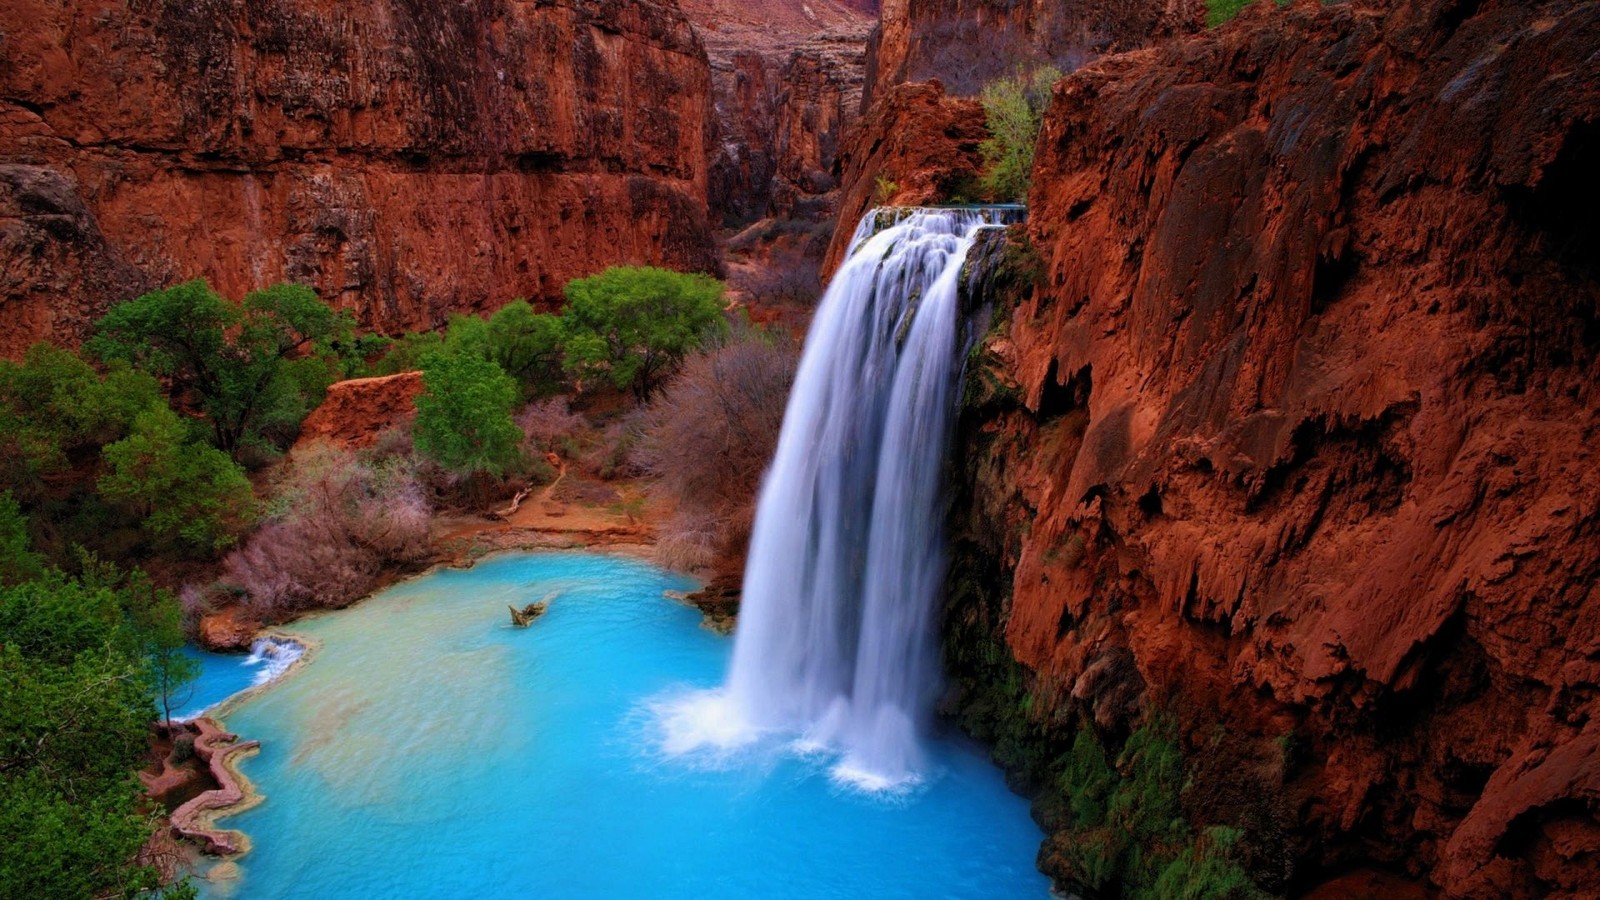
left=508, top=592, right=557, bottom=627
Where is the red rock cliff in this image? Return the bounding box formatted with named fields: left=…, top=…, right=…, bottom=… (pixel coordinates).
left=0, top=0, right=719, bottom=356
left=949, top=0, right=1600, bottom=895
left=680, top=0, right=877, bottom=225
left=865, top=0, right=1202, bottom=105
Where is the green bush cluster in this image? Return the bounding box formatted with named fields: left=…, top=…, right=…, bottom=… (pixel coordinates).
left=978, top=67, right=1061, bottom=202
left=385, top=266, right=726, bottom=478
left=0, top=529, right=197, bottom=898
left=88, top=279, right=356, bottom=457
left=0, top=341, right=259, bottom=561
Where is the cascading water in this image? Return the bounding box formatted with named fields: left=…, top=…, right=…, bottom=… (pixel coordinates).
left=662, top=206, right=1020, bottom=790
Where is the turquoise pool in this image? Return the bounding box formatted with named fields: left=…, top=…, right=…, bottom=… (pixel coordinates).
left=198, top=552, right=1049, bottom=899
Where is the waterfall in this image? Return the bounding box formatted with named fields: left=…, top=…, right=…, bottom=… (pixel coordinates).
left=662, top=206, right=1018, bottom=790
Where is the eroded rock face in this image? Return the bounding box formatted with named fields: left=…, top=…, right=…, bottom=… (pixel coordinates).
left=680, top=0, right=876, bottom=225
left=0, top=0, right=719, bottom=356
left=292, top=371, right=423, bottom=455
left=950, top=0, right=1600, bottom=895
left=865, top=0, right=1201, bottom=105
left=821, top=80, right=987, bottom=276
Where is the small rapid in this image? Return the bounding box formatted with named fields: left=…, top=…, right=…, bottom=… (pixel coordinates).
left=177, top=636, right=305, bottom=721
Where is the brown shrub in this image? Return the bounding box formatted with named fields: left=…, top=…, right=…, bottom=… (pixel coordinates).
left=220, top=449, right=431, bottom=622
left=517, top=396, right=584, bottom=456
left=634, top=331, right=798, bottom=568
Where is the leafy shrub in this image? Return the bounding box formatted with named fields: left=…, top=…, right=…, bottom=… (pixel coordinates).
left=562, top=266, right=728, bottom=401
left=97, top=408, right=257, bottom=554
left=220, top=450, right=430, bottom=621
left=412, top=351, right=523, bottom=478
left=978, top=67, right=1060, bottom=202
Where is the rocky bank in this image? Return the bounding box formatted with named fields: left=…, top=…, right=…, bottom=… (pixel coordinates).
left=0, top=0, right=719, bottom=356
left=939, top=0, right=1600, bottom=895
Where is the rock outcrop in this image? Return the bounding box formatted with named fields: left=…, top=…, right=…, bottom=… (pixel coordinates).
left=0, top=0, right=719, bottom=356
left=292, top=371, right=423, bottom=455
left=821, top=81, right=987, bottom=276
left=865, top=0, right=1202, bottom=105
left=947, top=0, right=1600, bottom=895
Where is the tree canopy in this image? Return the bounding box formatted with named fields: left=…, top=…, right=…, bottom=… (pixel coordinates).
left=561, top=266, right=727, bottom=401
left=412, top=351, right=523, bottom=477
left=88, top=279, right=353, bottom=455
left=0, top=554, right=196, bottom=898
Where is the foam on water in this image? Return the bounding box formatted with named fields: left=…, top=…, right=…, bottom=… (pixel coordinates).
left=177, top=636, right=304, bottom=721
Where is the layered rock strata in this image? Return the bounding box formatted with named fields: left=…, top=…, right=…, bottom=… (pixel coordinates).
left=865, top=0, right=1202, bottom=104
left=0, top=0, right=719, bottom=356
left=679, top=0, right=877, bottom=226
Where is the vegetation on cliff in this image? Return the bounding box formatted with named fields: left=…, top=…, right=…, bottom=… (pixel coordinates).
left=978, top=68, right=1059, bottom=202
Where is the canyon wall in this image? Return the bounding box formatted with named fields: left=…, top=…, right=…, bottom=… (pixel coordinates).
left=946, top=0, right=1600, bottom=895
left=679, top=0, right=876, bottom=226
left=865, top=0, right=1202, bottom=105
left=0, top=0, right=719, bottom=357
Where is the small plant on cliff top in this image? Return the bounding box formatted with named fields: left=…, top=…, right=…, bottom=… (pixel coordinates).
left=979, top=67, right=1060, bottom=202
left=874, top=174, right=900, bottom=206
left=1206, top=0, right=1256, bottom=26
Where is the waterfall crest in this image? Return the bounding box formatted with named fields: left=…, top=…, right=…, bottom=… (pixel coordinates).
left=664, top=206, right=1017, bottom=789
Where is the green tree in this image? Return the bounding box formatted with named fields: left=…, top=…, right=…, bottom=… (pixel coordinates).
left=0, top=344, right=166, bottom=498
left=98, top=408, right=256, bottom=554
left=0, top=574, right=164, bottom=899
left=443, top=300, right=566, bottom=399
left=89, top=279, right=351, bottom=455
left=0, top=492, right=44, bottom=586
left=978, top=67, right=1060, bottom=202
left=412, top=351, right=523, bottom=477
left=370, top=330, right=445, bottom=377
left=561, top=266, right=727, bottom=401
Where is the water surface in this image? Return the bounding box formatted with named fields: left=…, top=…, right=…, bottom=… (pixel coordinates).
left=203, top=552, right=1048, bottom=899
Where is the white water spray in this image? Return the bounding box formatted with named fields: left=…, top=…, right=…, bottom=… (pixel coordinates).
left=661, top=207, right=1016, bottom=789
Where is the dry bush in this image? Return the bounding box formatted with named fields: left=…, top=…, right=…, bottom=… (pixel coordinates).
left=178, top=582, right=214, bottom=633
left=741, top=256, right=822, bottom=308
left=220, top=448, right=431, bottom=622
left=581, top=414, right=646, bottom=481
left=654, top=508, right=723, bottom=571
left=517, top=396, right=584, bottom=456
left=634, top=331, right=798, bottom=567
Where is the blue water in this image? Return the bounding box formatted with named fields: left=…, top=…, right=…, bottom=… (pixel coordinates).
left=201, top=552, right=1049, bottom=899
left=176, top=639, right=304, bottom=721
